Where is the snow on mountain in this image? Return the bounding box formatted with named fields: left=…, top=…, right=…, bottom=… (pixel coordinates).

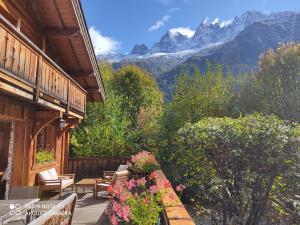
left=99, top=10, right=299, bottom=63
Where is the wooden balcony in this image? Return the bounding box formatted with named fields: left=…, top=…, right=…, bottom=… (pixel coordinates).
left=0, top=15, right=86, bottom=118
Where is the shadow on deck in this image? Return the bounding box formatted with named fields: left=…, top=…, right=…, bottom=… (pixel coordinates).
left=40, top=188, right=110, bottom=225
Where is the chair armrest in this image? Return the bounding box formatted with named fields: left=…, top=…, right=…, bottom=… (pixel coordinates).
left=59, top=174, right=75, bottom=179
left=39, top=179, right=62, bottom=185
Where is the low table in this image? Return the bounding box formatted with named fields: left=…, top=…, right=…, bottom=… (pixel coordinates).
left=75, top=178, right=102, bottom=197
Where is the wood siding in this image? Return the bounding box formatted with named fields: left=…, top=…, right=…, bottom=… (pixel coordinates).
left=0, top=94, right=70, bottom=187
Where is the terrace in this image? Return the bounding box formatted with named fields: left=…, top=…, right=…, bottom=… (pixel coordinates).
left=0, top=156, right=196, bottom=225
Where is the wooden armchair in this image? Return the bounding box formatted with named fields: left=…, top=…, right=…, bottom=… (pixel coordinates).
left=38, top=168, right=75, bottom=197
left=94, top=170, right=129, bottom=198
left=103, top=171, right=115, bottom=181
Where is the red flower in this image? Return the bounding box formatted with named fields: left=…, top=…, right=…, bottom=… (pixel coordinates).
left=149, top=172, right=157, bottom=180
left=164, top=181, right=172, bottom=188
left=108, top=185, right=113, bottom=194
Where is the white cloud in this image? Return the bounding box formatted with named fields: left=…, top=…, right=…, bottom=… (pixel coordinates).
left=212, top=18, right=219, bottom=25
left=220, top=19, right=233, bottom=28
left=169, top=7, right=180, bottom=13
left=148, top=15, right=171, bottom=31
left=89, top=26, right=120, bottom=55
left=169, top=27, right=195, bottom=38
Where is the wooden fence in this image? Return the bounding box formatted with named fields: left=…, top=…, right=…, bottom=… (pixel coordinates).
left=66, top=157, right=129, bottom=180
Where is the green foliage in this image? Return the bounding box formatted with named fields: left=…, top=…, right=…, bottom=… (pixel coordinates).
left=36, top=150, right=54, bottom=164
left=171, top=114, right=299, bottom=224
left=163, top=64, right=236, bottom=138
left=113, top=65, right=164, bottom=153
left=71, top=62, right=130, bottom=157
left=113, top=65, right=163, bottom=128
left=238, top=43, right=300, bottom=121
left=127, top=192, right=162, bottom=225
left=71, top=63, right=164, bottom=157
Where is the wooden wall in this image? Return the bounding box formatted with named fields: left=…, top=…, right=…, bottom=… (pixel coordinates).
left=0, top=94, right=69, bottom=186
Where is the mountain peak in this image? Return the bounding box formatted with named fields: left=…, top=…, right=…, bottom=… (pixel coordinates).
left=130, top=44, right=149, bottom=55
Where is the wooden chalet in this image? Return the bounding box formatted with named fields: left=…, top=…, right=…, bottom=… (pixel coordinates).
left=0, top=0, right=105, bottom=198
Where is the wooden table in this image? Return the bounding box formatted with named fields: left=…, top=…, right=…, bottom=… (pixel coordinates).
left=75, top=178, right=102, bottom=197
left=0, top=198, right=39, bottom=225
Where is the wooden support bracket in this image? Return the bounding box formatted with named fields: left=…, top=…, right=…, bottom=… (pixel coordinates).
left=32, top=111, right=62, bottom=140
left=59, top=118, right=80, bottom=136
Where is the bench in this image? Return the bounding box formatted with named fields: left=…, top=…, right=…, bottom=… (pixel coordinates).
left=38, top=168, right=75, bottom=197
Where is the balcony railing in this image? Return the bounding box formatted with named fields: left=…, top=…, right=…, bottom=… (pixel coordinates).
left=0, top=15, right=86, bottom=115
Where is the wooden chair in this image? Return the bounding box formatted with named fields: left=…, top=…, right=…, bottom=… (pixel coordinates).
left=38, top=168, right=75, bottom=197
left=94, top=170, right=129, bottom=198
left=103, top=171, right=115, bottom=181
left=27, top=193, right=77, bottom=225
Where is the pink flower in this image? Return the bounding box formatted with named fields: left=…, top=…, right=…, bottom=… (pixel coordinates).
left=111, top=214, right=118, bottom=225
left=126, top=179, right=136, bottom=191
left=136, top=177, right=146, bottom=186
left=133, top=192, right=138, bottom=199
left=150, top=185, right=159, bottom=194
left=169, top=192, right=176, bottom=200
left=175, top=184, right=186, bottom=193
left=120, top=205, right=131, bottom=222
left=119, top=192, right=129, bottom=202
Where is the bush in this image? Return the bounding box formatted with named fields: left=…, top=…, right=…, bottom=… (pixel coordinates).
left=171, top=114, right=299, bottom=225
left=36, top=150, right=54, bottom=164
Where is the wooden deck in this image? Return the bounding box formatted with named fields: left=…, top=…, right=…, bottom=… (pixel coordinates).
left=40, top=188, right=110, bottom=225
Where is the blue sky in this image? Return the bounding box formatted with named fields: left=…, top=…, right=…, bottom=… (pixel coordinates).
left=82, top=0, right=300, bottom=54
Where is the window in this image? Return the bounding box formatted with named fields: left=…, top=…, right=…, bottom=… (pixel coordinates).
left=35, top=125, right=56, bottom=164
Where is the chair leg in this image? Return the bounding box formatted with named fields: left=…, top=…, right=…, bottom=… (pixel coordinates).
left=59, top=188, right=62, bottom=198
left=38, top=186, right=43, bottom=198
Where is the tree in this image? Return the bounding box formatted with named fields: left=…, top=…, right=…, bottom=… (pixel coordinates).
left=171, top=114, right=299, bottom=225
left=113, top=65, right=164, bottom=153
left=113, top=65, right=163, bottom=128
left=70, top=62, right=130, bottom=157
left=238, top=43, right=300, bottom=121
left=162, top=64, right=236, bottom=138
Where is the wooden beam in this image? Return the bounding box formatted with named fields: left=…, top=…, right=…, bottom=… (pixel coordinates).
left=45, top=28, right=81, bottom=39
left=35, top=111, right=62, bottom=120
left=86, top=88, right=100, bottom=94
left=72, top=72, right=94, bottom=80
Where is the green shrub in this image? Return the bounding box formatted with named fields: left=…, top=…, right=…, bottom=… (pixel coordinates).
left=171, top=114, right=299, bottom=225
left=36, top=150, right=54, bottom=164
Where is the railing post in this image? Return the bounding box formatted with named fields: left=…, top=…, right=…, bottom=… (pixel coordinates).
left=34, top=55, right=42, bottom=101
left=67, top=79, right=71, bottom=113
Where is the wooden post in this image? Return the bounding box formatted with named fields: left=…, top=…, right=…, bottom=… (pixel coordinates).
left=67, top=80, right=70, bottom=113
left=34, top=55, right=42, bottom=101
left=4, top=122, right=15, bottom=200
